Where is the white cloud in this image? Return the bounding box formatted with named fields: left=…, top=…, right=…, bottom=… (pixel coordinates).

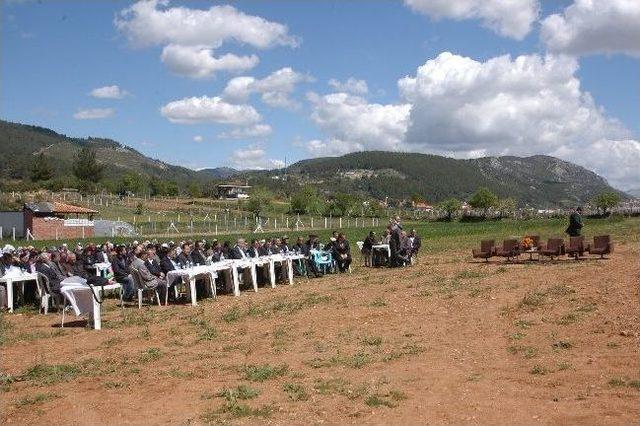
left=306, top=92, right=410, bottom=155
left=404, top=0, right=539, bottom=40
left=328, top=78, right=368, bottom=95
left=541, top=0, right=640, bottom=57
left=228, top=144, right=284, bottom=170
left=160, top=96, right=261, bottom=125
left=115, top=1, right=298, bottom=78
left=193, top=135, right=203, bottom=142
left=90, top=85, right=129, bottom=99
left=160, top=44, right=259, bottom=78
left=115, top=1, right=298, bottom=48
left=222, top=67, right=314, bottom=109
left=218, top=124, right=272, bottom=139
left=73, top=108, right=115, bottom=120
left=304, top=51, right=639, bottom=188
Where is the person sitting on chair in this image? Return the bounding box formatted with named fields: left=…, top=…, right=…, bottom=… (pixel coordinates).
left=178, top=242, right=194, bottom=267
left=130, top=250, right=167, bottom=304
left=333, top=233, right=352, bottom=273
left=112, top=245, right=135, bottom=301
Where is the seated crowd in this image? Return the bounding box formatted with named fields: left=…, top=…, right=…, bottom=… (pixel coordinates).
left=1, top=226, right=419, bottom=310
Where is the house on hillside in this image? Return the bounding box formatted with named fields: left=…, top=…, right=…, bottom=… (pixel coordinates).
left=413, top=201, right=434, bottom=212
left=216, top=183, right=251, bottom=200
left=23, top=202, right=98, bottom=240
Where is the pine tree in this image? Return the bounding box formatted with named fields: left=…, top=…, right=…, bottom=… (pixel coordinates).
left=30, top=153, right=54, bottom=181
left=72, top=147, right=104, bottom=183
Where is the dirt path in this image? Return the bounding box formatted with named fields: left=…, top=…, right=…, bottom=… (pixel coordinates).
left=2, top=243, right=639, bottom=425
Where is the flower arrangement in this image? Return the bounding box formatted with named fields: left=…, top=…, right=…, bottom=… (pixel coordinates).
left=521, top=236, right=535, bottom=250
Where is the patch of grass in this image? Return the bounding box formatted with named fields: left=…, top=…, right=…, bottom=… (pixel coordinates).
left=167, top=368, right=195, bottom=379
left=202, top=402, right=274, bottom=422
left=628, top=380, right=640, bottom=390
left=576, top=303, right=597, bottom=313
left=467, top=373, right=482, bottom=382
left=243, top=364, right=288, bottom=382
left=139, top=347, right=162, bottom=363
left=389, top=390, right=408, bottom=401
left=607, top=342, right=619, bottom=348
left=608, top=378, right=627, bottom=387
left=101, top=336, right=123, bottom=348
left=552, top=340, right=572, bottom=350
left=14, top=392, right=57, bottom=407
left=369, top=297, right=387, bottom=307
left=0, top=314, right=11, bottom=346
left=217, top=384, right=260, bottom=402
left=23, top=363, right=80, bottom=385
left=313, top=378, right=368, bottom=400
left=456, top=270, right=485, bottom=280
left=104, top=381, right=126, bottom=389
left=507, top=345, right=538, bottom=358
left=222, top=306, right=242, bottom=323
left=139, top=326, right=151, bottom=340
left=197, top=325, right=218, bottom=342
left=547, top=284, right=575, bottom=296
left=282, top=382, right=309, bottom=401
left=362, top=335, right=383, bottom=346
left=1, top=372, right=17, bottom=392
left=365, top=393, right=398, bottom=408
left=514, top=319, right=534, bottom=329
left=557, top=361, right=572, bottom=371
left=509, top=332, right=526, bottom=340
left=556, top=313, right=579, bottom=326
left=518, top=290, right=546, bottom=310
left=530, top=365, right=549, bottom=375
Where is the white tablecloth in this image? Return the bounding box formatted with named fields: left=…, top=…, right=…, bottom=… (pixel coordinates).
left=60, top=282, right=121, bottom=330
left=166, top=265, right=218, bottom=306
left=0, top=270, right=39, bottom=313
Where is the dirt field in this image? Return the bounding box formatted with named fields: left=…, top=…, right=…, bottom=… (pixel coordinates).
left=1, top=242, right=639, bottom=425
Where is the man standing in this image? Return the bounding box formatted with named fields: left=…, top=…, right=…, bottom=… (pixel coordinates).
left=565, top=207, right=584, bottom=237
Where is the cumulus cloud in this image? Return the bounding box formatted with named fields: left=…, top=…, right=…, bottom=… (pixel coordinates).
left=541, top=0, right=640, bottom=57
left=228, top=144, right=284, bottom=170
left=304, top=51, right=639, bottom=188
left=160, top=45, right=259, bottom=78
left=306, top=92, right=411, bottom=156
left=222, top=67, right=314, bottom=109
left=160, top=96, right=261, bottom=125
left=193, top=135, right=203, bottom=142
left=404, top=0, right=539, bottom=40
left=73, top=108, right=115, bottom=120
left=115, top=1, right=298, bottom=78
left=90, top=85, right=129, bottom=99
left=328, top=78, right=368, bottom=95
left=218, top=124, right=272, bottom=139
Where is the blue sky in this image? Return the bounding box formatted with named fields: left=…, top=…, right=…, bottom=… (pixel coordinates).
left=2, top=0, right=639, bottom=189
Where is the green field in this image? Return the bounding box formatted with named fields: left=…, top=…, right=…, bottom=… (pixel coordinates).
left=7, top=216, right=638, bottom=252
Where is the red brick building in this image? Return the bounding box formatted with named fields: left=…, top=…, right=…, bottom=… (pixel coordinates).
left=23, top=202, right=98, bottom=240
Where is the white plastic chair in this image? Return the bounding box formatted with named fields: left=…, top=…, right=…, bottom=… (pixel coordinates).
left=130, top=268, right=161, bottom=309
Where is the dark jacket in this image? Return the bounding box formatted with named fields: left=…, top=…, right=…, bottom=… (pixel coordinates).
left=177, top=252, right=193, bottom=267
left=191, top=249, right=206, bottom=265
left=229, top=246, right=247, bottom=260
left=565, top=212, right=583, bottom=236
left=145, top=258, right=163, bottom=277
left=247, top=246, right=261, bottom=258
left=111, top=255, right=129, bottom=281
left=160, top=256, right=176, bottom=274
left=35, top=262, right=63, bottom=294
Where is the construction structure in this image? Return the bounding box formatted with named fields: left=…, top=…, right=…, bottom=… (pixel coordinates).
left=23, top=202, right=98, bottom=240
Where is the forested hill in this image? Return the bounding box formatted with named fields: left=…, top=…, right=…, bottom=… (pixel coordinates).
left=246, top=151, right=624, bottom=207
left=0, top=120, right=623, bottom=206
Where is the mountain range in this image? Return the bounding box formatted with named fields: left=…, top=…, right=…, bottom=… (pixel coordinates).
left=0, top=119, right=626, bottom=206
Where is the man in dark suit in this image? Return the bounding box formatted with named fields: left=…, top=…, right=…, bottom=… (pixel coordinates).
left=229, top=239, right=248, bottom=260
left=178, top=242, right=194, bottom=267
left=111, top=245, right=135, bottom=301
left=565, top=207, right=584, bottom=237
left=144, top=245, right=165, bottom=279
left=35, top=252, right=64, bottom=295
left=191, top=240, right=207, bottom=265
left=333, top=233, right=352, bottom=273
left=409, top=229, right=422, bottom=261
left=304, top=235, right=322, bottom=278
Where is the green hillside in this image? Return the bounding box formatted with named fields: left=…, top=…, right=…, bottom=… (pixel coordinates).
left=0, top=120, right=623, bottom=206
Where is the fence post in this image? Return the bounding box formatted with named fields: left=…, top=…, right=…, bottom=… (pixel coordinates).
left=339, top=217, right=342, bottom=228
left=324, top=217, right=327, bottom=229
left=0, top=226, right=2, bottom=240
left=286, top=217, right=289, bottom=229
left=12, top=227, right=16, bottom=241
left=215, top=224, right=218, bottom=235
left=311, top=217, right=313, bottom=228
left=275, top=218, right=277, bottom=230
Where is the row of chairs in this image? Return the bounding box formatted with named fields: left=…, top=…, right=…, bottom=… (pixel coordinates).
left=472, top=235, right=614, bottom=262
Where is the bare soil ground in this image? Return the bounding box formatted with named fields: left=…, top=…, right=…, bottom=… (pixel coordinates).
left=1, top=243, right=639, bottom=425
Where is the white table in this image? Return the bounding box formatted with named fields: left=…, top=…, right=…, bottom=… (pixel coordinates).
left=60, top=282, right=121, bottom=330
left=94, top=262, right=112, bottom=277
left=372, top=244, right=391, bottom=258
left=0, top=270, right=39, bottom=313
left=166, top=265, right=218, bottom=306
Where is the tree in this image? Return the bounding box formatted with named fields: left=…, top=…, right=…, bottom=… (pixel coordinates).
left=469, top=187, right=498, bottom=217
left=410, top=193, right=424, bottom=205
left=187, top=181, right=203, bottom=198
left=333, top=192, right=359, bottom=217
left=246, top=187, right=273, bottom=219
left=439, top=198, right=462, bottom=221
left=497, top=197, right=517, bottom=218
left=592, top=191, right=621, bottom=215
left=72, top=147, right=104, bottom=183
left=120, top=172, right=146, bottom=195
left=290, top=185, right=324, bottom=215
left=30, top=153, right=54, bottom=182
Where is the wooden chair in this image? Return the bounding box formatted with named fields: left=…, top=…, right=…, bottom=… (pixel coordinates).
left=495, top=239, right=520, bottom=262
left=540, top=238, right=564, bottom=260
left=472, top=240, right=495, bottom=262
left=589, top=235, right=613, bottom=259
left=565, top=236, right=586, bottom=259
